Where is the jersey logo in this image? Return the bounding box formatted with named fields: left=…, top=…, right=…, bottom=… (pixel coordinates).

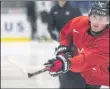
left=65, top=11, right=70, bottom=15
left=92, top=67, right=96, bottom=71
left=73, top=29, right=79, bottom=33
left=78, top=48, right=84, bottom=54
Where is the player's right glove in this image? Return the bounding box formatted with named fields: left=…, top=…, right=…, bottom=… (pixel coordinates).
left=45, top=52, right=72, bottom=77
left=55, top=45, right=70, bottom=56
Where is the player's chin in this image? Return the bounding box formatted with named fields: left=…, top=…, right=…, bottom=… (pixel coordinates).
left=91, top=27, right=100, bottom=32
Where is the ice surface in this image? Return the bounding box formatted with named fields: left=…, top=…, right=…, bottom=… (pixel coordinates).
left=1, top=41, right=59, bottom=88
left=1, top=41, right=109, bottom=88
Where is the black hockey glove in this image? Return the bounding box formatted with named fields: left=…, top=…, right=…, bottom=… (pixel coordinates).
left=55, top=45, right=70, bottom=56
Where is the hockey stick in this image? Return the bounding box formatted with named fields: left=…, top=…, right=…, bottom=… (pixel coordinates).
left=27, top=63, right=52, bottom=78
left=8, top=57, right=53, bottom=78
left=7, top=56, right=28, bottom=76
left=7, top=57, right=51, bottom=78
left=28, top=68, right=47, bottom=78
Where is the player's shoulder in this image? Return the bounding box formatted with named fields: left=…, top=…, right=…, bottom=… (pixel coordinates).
left=70, top=16, right=89, bottom=32
left=71, top=16, right=89, bottom=24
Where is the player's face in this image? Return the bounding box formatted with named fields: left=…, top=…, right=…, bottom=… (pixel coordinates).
left=89, top=14, right=109, bottom=32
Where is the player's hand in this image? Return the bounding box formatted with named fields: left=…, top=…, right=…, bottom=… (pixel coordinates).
left=45, top=52, right=72, bottom=76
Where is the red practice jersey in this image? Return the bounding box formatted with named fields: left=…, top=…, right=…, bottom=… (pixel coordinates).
left=60, top=16, right=109, bottom=86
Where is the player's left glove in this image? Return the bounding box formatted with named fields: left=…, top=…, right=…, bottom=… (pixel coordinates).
left=45, top=52, right=72, bottom=77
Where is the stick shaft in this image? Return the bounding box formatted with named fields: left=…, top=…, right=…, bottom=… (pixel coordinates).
left=28, top=68, right=47, bottom=78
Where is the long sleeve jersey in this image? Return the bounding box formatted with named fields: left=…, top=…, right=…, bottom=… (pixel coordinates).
left=60, top=16, right=109, bottom=86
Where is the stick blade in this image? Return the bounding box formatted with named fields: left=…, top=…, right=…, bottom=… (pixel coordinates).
left=7, top=56, right=28, bottom=78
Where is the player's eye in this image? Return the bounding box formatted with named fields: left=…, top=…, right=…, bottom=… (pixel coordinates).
left=92, top=15, right=96, bottom=18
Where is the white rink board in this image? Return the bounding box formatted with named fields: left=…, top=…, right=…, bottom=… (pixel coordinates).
left=1, top=41, right=109, bottom=88
left=1, top=14, right=31, bottom=38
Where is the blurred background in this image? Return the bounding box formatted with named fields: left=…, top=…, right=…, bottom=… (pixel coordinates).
left=1, top=1, right=108, bottom=88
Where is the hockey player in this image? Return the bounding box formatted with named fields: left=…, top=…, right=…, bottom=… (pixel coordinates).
left=46, top=1, right=109, bottom=88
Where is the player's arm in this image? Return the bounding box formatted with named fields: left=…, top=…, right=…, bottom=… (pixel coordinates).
left=59, top=19, right=74, bottom=46
left=54, top=18, right=77, bottom=57
left=46, top=37, right=109, bottom=74
left=54, top=17, right=81, bottom=56
left=59, top=16, right=81, bottom=46
left=69, top=38, right=109, bottom=72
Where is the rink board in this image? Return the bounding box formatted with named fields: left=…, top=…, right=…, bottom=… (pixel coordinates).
left=1, top=13, right=31, bottom=42
left=1, top=38, right=31, bottom=42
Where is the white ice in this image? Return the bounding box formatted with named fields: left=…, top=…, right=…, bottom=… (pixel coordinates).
left=1, top=41, right=60, bottom=88
left=1, top=41, right=109, bottom=88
